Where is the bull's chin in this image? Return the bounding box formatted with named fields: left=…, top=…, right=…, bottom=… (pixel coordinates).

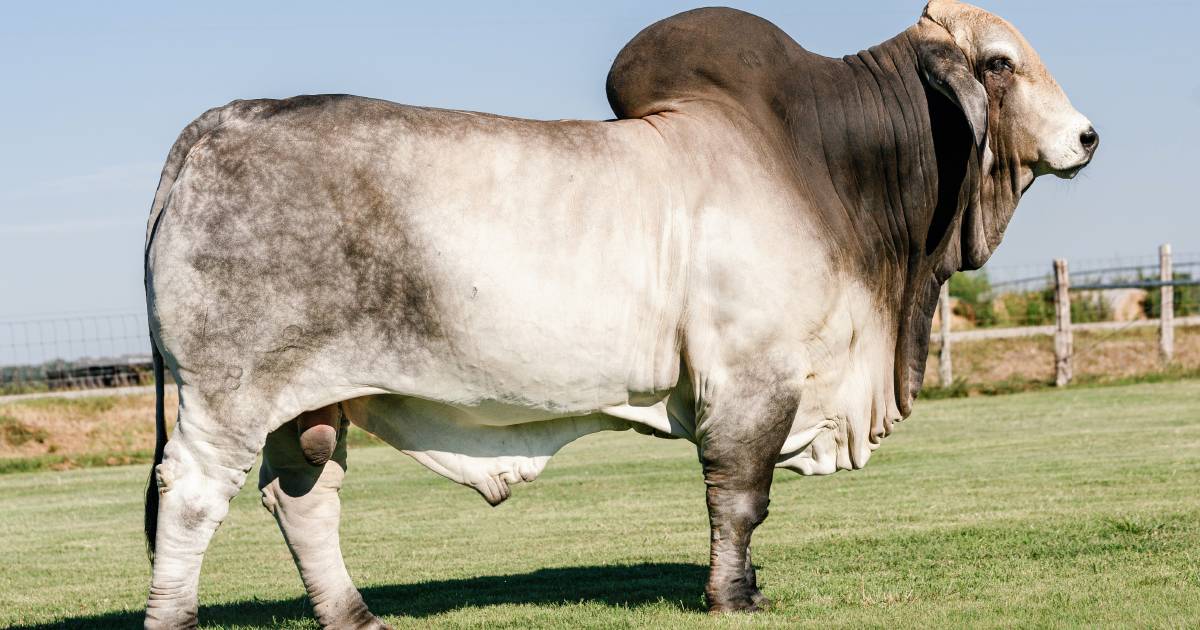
left=1035, top=159, right=1091, bottom=181
left=1054, top=163, right=1090, bottom=180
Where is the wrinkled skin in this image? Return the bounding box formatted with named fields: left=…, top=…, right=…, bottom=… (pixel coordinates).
left=142, top=2, right=1095, bottom=627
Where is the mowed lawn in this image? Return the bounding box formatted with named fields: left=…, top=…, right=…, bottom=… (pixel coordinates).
left=2, top=382, right=1198, bottom=629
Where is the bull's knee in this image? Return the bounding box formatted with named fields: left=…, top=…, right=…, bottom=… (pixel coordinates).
left=297, top=405, right=340, bottom=466
left=156, top=439, right=244, bottom=533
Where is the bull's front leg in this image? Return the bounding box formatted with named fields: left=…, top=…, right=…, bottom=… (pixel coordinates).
left=697, top=379, right=797, bottom=613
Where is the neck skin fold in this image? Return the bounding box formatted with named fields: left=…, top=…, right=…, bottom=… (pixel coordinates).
left=769, top=28, right=1020, bottom=412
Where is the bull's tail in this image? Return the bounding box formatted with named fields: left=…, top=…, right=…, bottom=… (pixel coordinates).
left=143, top=103, right=236, bottom=562
left=144, top=340, right=166, bottom=560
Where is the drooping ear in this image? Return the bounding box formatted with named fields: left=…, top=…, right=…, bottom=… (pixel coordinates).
left=917, top=36, right=990, bottom=168
left=916, top=22, right=1000, bottom=272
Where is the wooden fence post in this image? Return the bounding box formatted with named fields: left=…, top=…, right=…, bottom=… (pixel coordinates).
left=939, top=281, right=952, bottom=387
left=1160, top=243, right=1174, bottom=363
left=1054, top=258, right=1072, bottom=387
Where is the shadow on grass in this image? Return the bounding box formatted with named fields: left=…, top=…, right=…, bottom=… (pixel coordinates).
left=13, top=563, right=707, bottom=629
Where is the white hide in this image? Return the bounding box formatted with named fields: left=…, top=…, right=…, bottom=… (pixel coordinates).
left=151, top=105, right=905, bottom=503
left=337, top=282, right=900, bottom=502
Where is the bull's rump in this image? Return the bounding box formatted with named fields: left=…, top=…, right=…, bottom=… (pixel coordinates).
left=148, top=96, right=684, bottom=416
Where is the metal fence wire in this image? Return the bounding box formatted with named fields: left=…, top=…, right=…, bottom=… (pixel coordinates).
left=0, top=312, right=151, bottom=393
left=946, top=252, right=1200, bottom=329
left=934, top=245, right=1200, bottom=389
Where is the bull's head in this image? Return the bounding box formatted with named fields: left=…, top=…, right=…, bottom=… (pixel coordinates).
left=916, top=0, right=1097, bottom=270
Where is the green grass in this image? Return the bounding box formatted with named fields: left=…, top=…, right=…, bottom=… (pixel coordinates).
left=0, top=449, right=155, bottom=475
left=10, top=396, right=121, bottom=414
left=2, top=381, right=1198, bottom=628
left=921, top=364, right=1200, bottom=400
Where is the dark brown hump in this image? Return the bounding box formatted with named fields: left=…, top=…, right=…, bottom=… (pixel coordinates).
left=605, top=7, right=801, bottom=119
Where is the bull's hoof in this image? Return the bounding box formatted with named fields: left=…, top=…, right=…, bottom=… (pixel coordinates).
left=313, top=590, right=391, bottom=630
left=750, top=589, right=773, bottom=610
left=320, top=616, right=391, bottom=630
left=706, top=587, right=771, bottom=613
left=708, top=600, right=767, bottom=614
left=144, top=608, right=198, bottom=630
left=331, top=614, right=391, bottom=630
left=350, top=614, right=393, bottom=630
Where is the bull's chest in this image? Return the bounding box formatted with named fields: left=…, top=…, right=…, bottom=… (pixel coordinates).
left=772, top=283, right=904, bottom=476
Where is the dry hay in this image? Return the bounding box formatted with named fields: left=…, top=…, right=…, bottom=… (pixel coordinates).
left=0, top=390, right=178, bottom=469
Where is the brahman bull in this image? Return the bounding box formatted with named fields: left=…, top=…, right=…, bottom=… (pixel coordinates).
left=143, top=2, right=1096, bottom=626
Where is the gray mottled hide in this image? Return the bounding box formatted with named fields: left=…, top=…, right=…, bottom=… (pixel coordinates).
left=143, top=3, right=1094, bottom=626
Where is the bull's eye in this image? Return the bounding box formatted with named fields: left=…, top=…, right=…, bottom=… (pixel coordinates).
left=985, top=57, right=1015, bottom=74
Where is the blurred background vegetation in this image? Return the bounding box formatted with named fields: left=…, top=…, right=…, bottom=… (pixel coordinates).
left=947, top=270, right=1199, bottom=329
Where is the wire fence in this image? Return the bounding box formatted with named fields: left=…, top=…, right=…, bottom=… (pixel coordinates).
left=943, top=251, right=1200, bottom=330
left=0, top=312, right=152, bottom=394
left=933, top=244, right=1200, bottom=390
left=985, top=251, right=1200, bottom=287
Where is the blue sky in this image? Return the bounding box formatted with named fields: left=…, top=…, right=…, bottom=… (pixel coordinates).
left=1, top=1, right=1196, bottom=318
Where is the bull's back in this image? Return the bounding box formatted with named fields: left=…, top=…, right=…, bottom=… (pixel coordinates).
left=149, top=96, right=685, bottom=414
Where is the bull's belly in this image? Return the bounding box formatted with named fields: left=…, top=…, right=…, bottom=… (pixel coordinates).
left=334, top=283, right=905, bottom=508
left=341, top=393, right=684, bottom=505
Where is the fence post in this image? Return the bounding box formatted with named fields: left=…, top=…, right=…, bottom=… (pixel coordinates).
left=1054, top=258, right=1072, bottom=387
left=1160, top=243, right=1174, bottom=363
left=939, top=281, right=952, bottom=387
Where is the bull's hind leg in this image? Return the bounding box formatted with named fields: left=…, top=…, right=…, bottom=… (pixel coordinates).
left=260, top=407, right=388, bottom=630
left=144, top=397, right=263, bottom=629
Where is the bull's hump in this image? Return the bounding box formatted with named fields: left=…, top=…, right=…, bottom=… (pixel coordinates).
left=606, top=7, right=802, bottom=119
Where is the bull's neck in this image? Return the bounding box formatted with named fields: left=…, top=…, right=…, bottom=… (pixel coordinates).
left=786, top=31, right=942, bottom=285
left=775, top=29, right=963, bottom=415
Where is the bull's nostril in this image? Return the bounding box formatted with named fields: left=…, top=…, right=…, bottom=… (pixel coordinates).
left=1080, top=127, right=1098, bottom=149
